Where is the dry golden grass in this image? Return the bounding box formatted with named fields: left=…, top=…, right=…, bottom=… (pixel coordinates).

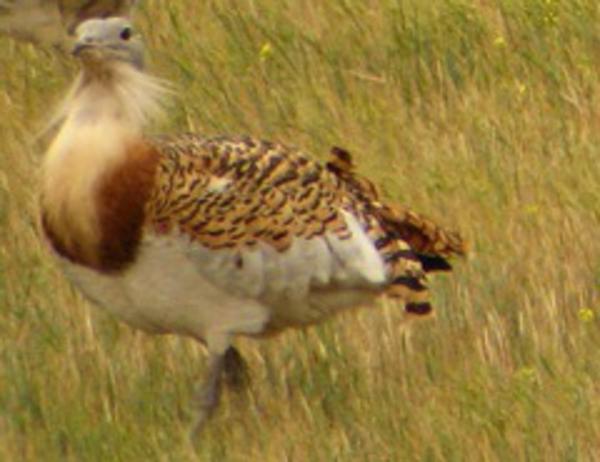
left=1, top=0, right=600, bottom=460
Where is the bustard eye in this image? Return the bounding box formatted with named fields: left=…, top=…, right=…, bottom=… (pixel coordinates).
left=120, top=27, right=132, bottom=41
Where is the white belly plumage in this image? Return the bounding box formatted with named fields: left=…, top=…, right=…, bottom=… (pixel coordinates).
left=58, top=211, right=388, bottom=340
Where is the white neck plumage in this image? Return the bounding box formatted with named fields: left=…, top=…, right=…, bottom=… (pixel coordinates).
left=49, top=61, right=170, bottom=134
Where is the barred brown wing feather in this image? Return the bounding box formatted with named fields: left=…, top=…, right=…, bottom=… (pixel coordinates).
left=146, top=135, right=349, bottom=252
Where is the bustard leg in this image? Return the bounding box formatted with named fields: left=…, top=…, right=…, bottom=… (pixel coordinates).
left=191, top=345, right=249, bottom=435
left=223, top=346, right=250, bottom=391
left=192, top=351, right=226, bottom=435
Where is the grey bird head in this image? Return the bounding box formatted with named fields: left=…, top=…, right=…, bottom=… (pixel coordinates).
left=72, top=17, right=144, bottom=69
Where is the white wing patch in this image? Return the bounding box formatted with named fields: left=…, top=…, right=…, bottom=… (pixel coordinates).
left=325, top=210, right=387, bottom=286
left=206, top=176, right=231, bottom=193
left=184, top=208, right=387, bottom=301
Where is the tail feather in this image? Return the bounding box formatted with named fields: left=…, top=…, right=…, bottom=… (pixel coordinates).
left=326, top=145, right=465, bottom=316
left=380, top=206, right=466, bottom=258
left=386, top=271, right=434, bottom=317
left=416, top=254, right=452, bottom=272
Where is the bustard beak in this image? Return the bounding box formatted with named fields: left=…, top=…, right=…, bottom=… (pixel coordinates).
left=71, top=40, right=95, bottom=57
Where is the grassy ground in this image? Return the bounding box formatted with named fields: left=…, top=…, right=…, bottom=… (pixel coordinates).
left=1, top=0, right=600, bottom=460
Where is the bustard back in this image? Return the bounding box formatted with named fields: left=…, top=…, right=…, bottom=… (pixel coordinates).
left=39, top=17, right=466, bottom=432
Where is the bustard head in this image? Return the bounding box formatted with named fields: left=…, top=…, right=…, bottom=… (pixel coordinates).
left=45, top=16, right=170, bottom=133
left=72, top=17, right=144, bottom=70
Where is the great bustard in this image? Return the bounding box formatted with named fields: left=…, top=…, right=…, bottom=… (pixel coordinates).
left=39, top=17, right=466, bottom=431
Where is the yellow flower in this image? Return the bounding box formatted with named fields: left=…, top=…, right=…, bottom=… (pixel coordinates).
left=259, top=42, right=273, bottom=61
left=523, top=203, right=539, bottom=215
left=514, top=366, right=536, bottom=383
left=578, top=308, right=595, bottom=323
left=493, top=36, right=506, bottom=48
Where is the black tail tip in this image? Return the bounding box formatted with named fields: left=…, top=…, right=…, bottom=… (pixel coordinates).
left=417, top=254, right=452, bottom=272
left=405, top=302, right=433, bottom=316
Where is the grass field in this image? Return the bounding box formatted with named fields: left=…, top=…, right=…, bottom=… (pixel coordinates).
left=1, top=0, right=600, bottom=460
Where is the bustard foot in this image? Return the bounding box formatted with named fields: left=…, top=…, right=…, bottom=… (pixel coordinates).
left=190, top=346, right=248, bottom=437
